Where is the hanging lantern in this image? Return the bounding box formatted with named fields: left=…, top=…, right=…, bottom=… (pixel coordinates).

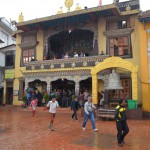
left=104, top=69, right=123, bottom=90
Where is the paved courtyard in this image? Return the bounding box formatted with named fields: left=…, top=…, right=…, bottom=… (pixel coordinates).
left=0, top=106, right=150, bottom=150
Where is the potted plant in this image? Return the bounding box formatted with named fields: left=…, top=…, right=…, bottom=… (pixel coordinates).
left=43, top=93, right=50, bottom=104
left=21, top=96, right=27, bottom=108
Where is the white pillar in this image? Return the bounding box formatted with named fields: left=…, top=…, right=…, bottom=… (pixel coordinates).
left=75, top=81, right=80, bottom=96
left=47, top=82, right=51, bottom=94
left=24, top=79, right=29, bottom=93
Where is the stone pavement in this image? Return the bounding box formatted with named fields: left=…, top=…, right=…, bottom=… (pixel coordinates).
left=0, top=106, right=150, bottom=150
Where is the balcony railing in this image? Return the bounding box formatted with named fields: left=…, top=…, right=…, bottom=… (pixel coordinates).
left=25, top=55, right=109, bottom=70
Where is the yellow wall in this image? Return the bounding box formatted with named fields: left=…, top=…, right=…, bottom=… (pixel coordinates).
left=139, top=21, right=150, bottom=112
left=98, top=17, right=106, bottom=54
left=36, top=29, right=44, bottom=61
left=98, top=80, right=104, bottom=92
left=13, top=29, right=44, bottom=105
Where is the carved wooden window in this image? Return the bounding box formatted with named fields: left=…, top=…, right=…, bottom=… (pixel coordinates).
left=22, top=48, right=35, bottom=63
left=21, top=33, right=36, bottom=43
left=109, top=36, right=131, bottom=57
left=109, top=79, right=131, bottom=100
left=108, top=20, right=128, bottom=30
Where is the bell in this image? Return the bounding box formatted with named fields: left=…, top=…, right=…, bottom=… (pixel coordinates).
left=104, top=69, right=123, bottom=90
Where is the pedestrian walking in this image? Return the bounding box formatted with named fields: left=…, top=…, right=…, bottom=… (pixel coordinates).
left=115, top=99, right=129, bottom=147
left=45, top=96, right=59, bottom=131
left=70, top=96, right=81, bottom=121
left=82, top=96, right=98, bottom=132
left=29, top=97, right=38, bottom=117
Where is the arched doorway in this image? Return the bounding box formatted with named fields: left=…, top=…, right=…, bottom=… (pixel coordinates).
left=28, top=79, right=47, bottom=94
left=47, top=29, right=94, bottom=59
left=51, top=79, right=75, bottom=92
left=91, top=57, right=138, bottom=105
left=79, top=77, right=92, bottom=92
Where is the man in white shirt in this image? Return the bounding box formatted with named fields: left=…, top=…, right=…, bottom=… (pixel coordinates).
left=46, top=96, right=59, bottom=131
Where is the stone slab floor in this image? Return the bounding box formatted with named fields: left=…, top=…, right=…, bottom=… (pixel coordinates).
left=0, top=106, right=150, bottom=150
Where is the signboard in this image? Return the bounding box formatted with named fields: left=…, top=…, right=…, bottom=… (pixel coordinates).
left=13, top=90, right=18, bottom=96
left=5, top=69, right=14, bottom=79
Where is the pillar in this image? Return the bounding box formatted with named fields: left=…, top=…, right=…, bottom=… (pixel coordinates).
left=92, top=74, right=98, bottom=104
left=147, top=29, right=150, bottom=82
left=132, top=72, right=138, bottom=100
left=75, top=81, right=80, bottom=95
left=24, top=79, right=29, bottom=93
left=3, top=80, right=6, bottom=105
left=47, top=82, right=51, bottom=94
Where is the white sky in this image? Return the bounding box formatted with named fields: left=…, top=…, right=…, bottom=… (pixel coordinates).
left=0, top=0, right=149, bottom=22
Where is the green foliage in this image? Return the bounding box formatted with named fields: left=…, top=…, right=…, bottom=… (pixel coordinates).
left=22, top=96, right=27, bottom=103
left=43, top=93, right=50, bottom=103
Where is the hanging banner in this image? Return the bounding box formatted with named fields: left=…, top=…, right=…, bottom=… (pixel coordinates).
left=5, top=69, right=14, bottom=79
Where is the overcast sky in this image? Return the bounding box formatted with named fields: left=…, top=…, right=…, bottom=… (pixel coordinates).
left=0, top=0, right=149, bottom=22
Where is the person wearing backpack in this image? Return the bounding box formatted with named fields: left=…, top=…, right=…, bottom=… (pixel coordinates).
left=115, top=99, right=129, bottom=147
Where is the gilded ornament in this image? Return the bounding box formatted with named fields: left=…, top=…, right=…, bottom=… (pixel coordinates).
left=65, top=0, right=73, bottom=10
left=95, top=61, right=99, bottom=65
left=126, top=5, right=131, bottom=11
left=31, top=66, right=35, bottom=70
left=61, top=63, right=65, bottom=68
left=71, top=62, right=76, bottom=67
left=41, top=64, right=44, bottom=69
left=50, top=63, right=54, bottom=69
left=83, top=61, right=87, bottom=66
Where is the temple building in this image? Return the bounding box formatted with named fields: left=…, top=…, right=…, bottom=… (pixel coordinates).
left=4, top=0, right=150, bottom=113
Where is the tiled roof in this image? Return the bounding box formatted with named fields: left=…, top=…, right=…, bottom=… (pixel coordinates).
left=138, top=10, right=150, bottom=19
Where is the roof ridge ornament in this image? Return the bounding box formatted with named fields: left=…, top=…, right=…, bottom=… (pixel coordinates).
left=18, top=12, right=24, bottom=22
left=65, top=0, right=74, bottom=12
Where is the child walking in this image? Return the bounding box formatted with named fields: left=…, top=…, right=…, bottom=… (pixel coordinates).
left=70, top=96, right=81, bottom=121
left=45, top=96, right=59, bottom=131
left=29, top=97, right=38, bottom=117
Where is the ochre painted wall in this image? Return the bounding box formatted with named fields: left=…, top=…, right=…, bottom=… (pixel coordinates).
left=98, top=17, right=106, bottom=55
left=36, top=29, right=44, bottom=61
left=13, top=30, right=44, bottom=105
left=139, top=21, right=150, bottom=112
left=98, top=80, right=104, bottom=92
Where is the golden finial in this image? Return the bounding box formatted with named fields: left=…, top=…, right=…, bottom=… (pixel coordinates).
left=18, top=13, right=24, bottom=22
left=65, top=0, right=73, bottom=11
left=57, top=7, right=63, bottom=14
left=75, top=3, right=81, bottom=11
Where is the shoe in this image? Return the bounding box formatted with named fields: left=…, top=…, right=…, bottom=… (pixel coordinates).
left=82, top=127, right=86, bottom=131
left=122, top=140, right=126, bottom=144
left=48, top=123, right=52, bottom=129
left=51, top=128, right=55, bottom=131
left=93, top=128, right=98, bottom=132
left=76, top=120, right=78, bottom=122
left=118, top=143, right=123, bottom=147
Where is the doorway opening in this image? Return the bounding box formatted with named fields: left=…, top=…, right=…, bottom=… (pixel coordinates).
left=51, top=79, right=75, bottom=92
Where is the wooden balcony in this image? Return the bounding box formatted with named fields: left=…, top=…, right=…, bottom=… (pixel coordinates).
left=25, top=55, right=109, bottom=70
